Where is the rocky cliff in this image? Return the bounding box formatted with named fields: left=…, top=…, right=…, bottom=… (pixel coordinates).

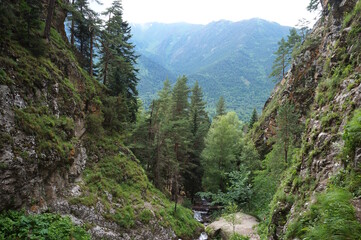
left=0, top=1, right=199, bottom=239
left=252, top=0, right=361, bottom=238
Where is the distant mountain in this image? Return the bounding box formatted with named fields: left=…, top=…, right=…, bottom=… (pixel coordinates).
left=132, top=19, right=290, bottom=120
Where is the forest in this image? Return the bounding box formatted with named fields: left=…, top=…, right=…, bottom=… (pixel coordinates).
left=1, top=0, right=361, bottom=240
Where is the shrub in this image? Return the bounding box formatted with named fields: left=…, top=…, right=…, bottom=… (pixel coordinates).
left=0, top=211, right=90, bottom=240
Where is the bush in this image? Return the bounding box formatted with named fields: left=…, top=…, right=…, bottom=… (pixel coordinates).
left=0, top=211, right=90, bottom=240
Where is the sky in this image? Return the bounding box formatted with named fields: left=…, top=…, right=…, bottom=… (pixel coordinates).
left=90, top=0, right=319, bottom=27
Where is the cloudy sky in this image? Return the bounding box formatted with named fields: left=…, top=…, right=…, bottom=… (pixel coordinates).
left=90, top=0, right=319, bottom=27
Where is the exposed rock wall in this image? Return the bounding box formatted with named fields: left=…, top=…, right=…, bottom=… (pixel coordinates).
left=252, top=0, right=361, bottom=238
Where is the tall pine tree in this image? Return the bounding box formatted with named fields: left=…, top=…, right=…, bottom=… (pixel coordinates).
left=185, top=81, right=210, bottom=201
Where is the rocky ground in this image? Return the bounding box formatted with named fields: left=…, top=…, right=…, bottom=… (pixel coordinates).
left=207, top=212, right=260, bottom=240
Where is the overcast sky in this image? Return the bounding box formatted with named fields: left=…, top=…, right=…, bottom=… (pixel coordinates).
left=90, top=0, right=319, bottom=27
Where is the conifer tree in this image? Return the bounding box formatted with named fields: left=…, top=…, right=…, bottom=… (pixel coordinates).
left=269, top=37, right=288, bottom=82
left=169, top=76, right=191, bottom=208
left=249, top=108, right=258, bottom=129
left=216, top=96, right=226, bottom=117
left=185, top=81, right=210, bottom=200
left=99, top=0, right=139, bottom=122
left=276, top=102, right=300, bottom=163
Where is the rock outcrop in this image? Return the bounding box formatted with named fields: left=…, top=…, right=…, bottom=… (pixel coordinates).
left=252, top=0, right=361, bottom=238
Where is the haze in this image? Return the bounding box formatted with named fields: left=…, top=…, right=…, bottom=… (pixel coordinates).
left=90, top=0, right=319, bottom=27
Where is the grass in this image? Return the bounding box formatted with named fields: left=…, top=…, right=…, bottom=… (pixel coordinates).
left=286, top=188, right=361, bottom=239
left=71, top=134, right=201, bottom=237
left=14, top=106, right=75, bottom=161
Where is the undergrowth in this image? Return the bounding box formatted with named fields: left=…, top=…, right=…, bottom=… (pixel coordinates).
left=0, top=211, right=90, bottom=240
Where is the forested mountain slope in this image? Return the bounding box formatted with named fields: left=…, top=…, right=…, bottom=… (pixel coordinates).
left=132, top=20, right=290, bottom=119
left=251, top=0, right=361, bottom=238
left=0, top=1, right=200, bottom=239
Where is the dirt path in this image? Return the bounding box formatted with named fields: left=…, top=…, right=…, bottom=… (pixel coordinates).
left=207, top=212, right=260, bottom=240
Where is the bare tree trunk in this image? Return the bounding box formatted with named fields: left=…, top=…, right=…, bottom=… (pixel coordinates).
left=70, top=0, right=75, bottom=46
left=89, top=30, right=93, bottom=77
left=44, top=0, right=56, bottom=41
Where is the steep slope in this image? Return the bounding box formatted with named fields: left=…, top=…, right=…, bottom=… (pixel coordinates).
left=132, top=20, right=290, bottom=119
left=252, top=0, right=361, bottom=238
left=0, top=1, right=200, bottom=239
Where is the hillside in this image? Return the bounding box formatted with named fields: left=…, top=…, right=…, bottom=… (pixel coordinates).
left=0, top=1, right=200, bottom=239
left=132, top=19, right=290, bottom=119
left=251, top=0, right=361, bottom=238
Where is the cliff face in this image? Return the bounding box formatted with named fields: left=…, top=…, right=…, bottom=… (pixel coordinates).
left=253, top=0, right=361, bottom=238
left=0, top=2, right=199, bottom=239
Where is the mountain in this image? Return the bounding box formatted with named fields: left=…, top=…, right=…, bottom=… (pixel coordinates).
left=251, top=0, right=361, bottom=238
left=132, top=19, right=290, bottom=120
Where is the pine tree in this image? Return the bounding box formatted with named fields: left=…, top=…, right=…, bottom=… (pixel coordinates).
left=169, top=76, right=191, bottom=209
left=276, top=102, right=300, bottom=163
left=269, top=37, right=288, bottom=82
left=249, top=108, right=258, bottom=129
left=185, top=81, right=210, bottom=200
left=99, top=0, right=139, bottom=122
left=216, top=96, right=226, bottom=117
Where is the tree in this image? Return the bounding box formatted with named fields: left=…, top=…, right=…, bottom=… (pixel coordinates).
left=201, top=112, right=242, bottom=193
left=44, top=0, right=56, bottom=41
left=169, top=76, right=191, bottom=211
left=185, top=81, right=210, bottom=201
left=269, top=38, right=288, bottom=82
left=307, top=0, right=320, bottom=12
left=99, top=0, right=139, bottom=122
left=216, top=96, right=226, bottom=117
left=270, top=29, right=301, bottom=82
left=249, top=108, right=258, bottom=129
left=276, top=102, right=300, bottom=163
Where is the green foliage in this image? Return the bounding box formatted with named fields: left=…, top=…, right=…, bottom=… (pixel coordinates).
left=86, top=113, right=104, bottom=136
left=343, top=0, right=361, bottom=27
left=159, top=204, right=201, bottom=238
left=134, top=20, right=290, bottom=121
left=139, top=209, right=153, bottom=224
left=200, top=168, right=251, bottom=206
left=249, top=108, right=258, bottom=129
left=343, top=109, right=361, bottom=161
left=230, top=233, right=250, bottom=240
left=307, top=0, right=320, bottom=12
left=250, top=142, right=289, bottom=218
left=0, top=211, right=90, bottom=240
left=201, top=112, right=242, bottom=192
left=276, top=102, right=302, bottom=162
left=223, top=202, right=239, bottom=234
left=269, top=29, right=301, bottom=82
left=216, top=96, right=226, bottom=117
left=286, top=188, right=361, bottom=239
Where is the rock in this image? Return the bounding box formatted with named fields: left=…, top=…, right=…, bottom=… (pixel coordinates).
left=207, top=212, right=259, bottom=240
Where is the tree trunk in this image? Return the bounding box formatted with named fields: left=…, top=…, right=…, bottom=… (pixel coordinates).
left=70, top=0, right=75, bottom=46
left=44, top=0, right=56, bottom=41
left=89, top=30, right=93, bottom=77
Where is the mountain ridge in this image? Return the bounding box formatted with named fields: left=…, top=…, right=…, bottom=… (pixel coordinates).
left=132, top=18, right=291, bottom=119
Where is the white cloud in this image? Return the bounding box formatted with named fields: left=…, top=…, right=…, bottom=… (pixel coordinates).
left=90, top=0, right=319, bottom=27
